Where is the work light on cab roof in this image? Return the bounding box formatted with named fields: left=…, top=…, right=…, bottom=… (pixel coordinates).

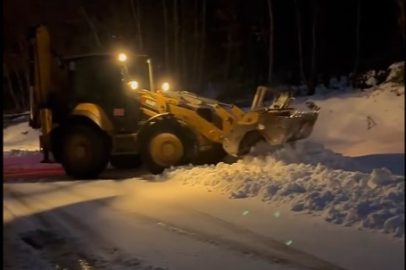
left=128, top=80, right=139, bottom=90
left=162, top=82, right=170, bottom=91
left=118, top=53, right=127, bottom=62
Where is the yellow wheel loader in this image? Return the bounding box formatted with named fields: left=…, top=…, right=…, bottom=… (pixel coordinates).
left=28, top=25, right=319, bottom=179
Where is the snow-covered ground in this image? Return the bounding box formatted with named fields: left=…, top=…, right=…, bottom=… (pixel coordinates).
left=3, top=76, right=405, bottom=270
left=308, top=82, right=404, bottom=158
left=3, top=120, right=40, bottom=152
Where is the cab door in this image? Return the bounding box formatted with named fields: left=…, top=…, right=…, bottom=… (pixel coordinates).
left=67, top=56, right=141, bottom=132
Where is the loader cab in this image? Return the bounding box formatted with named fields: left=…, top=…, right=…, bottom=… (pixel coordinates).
left=64, top=53, right=152, bottom=132
left=65, top=53, right=151, bottom=99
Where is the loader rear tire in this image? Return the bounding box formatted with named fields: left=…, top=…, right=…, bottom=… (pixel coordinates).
left=110, top=154, right=142, bottom=169
left=139, top=118, right=197, bottom=175
left=61, top=124, right=110, bottom=179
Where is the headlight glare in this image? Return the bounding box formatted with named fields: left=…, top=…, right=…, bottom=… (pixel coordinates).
left=128, top=80, right=139, bottom=90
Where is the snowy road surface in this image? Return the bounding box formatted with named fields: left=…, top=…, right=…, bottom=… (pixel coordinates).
left=3, top=169, right=404, bottom=270
left=3, top=176, right=402, bottom=270
left=4, top=175, right=345, bottom=270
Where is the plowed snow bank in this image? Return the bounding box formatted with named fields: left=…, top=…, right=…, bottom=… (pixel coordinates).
left=158, top=141, right=404, bottom=238
left=304, top=82, right=404, bottom=156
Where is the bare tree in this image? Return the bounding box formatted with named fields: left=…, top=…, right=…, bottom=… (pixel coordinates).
left=13, top=65, right=27, bottom=109
left=79, top=5, right=102, bottom=49
left=266, top=0, right=274, bottom=86
left=180, top=0, right=188, bottom=84
left=308, top=0, right=319, bottom=95
left=4, top=63, right=21, bottom=111
left=294, top=0, right=306, bottom=86
left=130, top=0, right=138, bottom=44
left=354, top=0, right=361, bottom=74
left=135, top=0, right=143, bottom=51
left=396, top=0, right=405, bottom=44
left=197, top=0, right=206, bottom=89
left=192, top=0, right=199, bottom=86
left=130, top=0, right=144, bottom=51
left=162, top=0, right=170, bottom=73
left=173, top=0, right=179, bottom=80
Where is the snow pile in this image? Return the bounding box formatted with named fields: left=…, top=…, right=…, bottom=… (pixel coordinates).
left=248, top=141, right=363, bottom=172
left=157, top=142, right=404, bottom=238
left=328, top=75, right=351, bottom=90
left=302, top=81, right=404, bottom=157
left=386, top=62, right=405, bottom=85
left=3, top=121, right=40, bottom=152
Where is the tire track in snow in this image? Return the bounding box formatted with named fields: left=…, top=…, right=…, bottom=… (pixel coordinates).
left=49, top=184, right=347, bottom=270
left=4, top=188, right=160, bottom=270
left=173, top=208, right=347, bottom=270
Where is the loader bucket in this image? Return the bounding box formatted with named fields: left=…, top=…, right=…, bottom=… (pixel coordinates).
left=222, top=109, right=319, bottom=157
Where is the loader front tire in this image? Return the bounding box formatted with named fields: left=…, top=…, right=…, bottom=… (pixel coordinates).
left=61, top=124, right=110, bottom=179
left=139, top=119, right=197, bottom=174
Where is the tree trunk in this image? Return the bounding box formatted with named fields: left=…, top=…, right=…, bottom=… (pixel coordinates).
left=180, top=0, right=187, bottom=86
left=135, top=0, right=144, bottom=51
left=192, top=0, right=199, bottom=88
left=354, top=0, right=361, bottom=74
left=13, top=66, right=27, bottom=110
left=173, top=0, right=179, bottom=81
left=294, top=0, right=306, bottom=86
left=266, top=0, right=274, bottom=86
left=19, top=40, right=30, bottom=109
left=308, top=0, right=318, bottom=95
left=224, top=37, right=232, bottom=81
left=4, top=63, right=21, bottom=111
left=162, top=0, right=170, bottom=73
left=197, top=0, right=206, bottom=90
left=130, top=0, right=138, bottom=46
left=397, top=0, right=405, bottom=44
left=79, top=6, right=102, bottom=49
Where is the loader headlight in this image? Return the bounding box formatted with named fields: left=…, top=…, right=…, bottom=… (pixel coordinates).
left=118, top=53, right=127, bottom=62
left=162, top=82, right=170, bottom=91
left=128, top=80, right=139, bottom=90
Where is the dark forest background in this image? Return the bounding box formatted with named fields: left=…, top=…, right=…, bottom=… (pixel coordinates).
left=3, top=0, right=405, bottom=112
